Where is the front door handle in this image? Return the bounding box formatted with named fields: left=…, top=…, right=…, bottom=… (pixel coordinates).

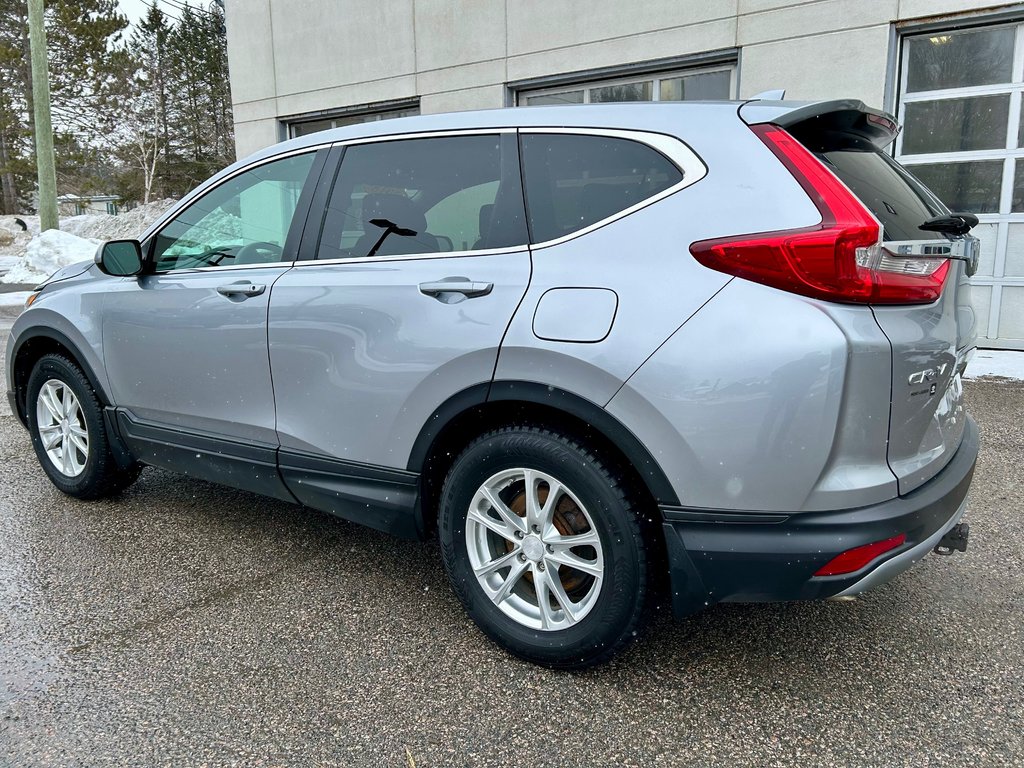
left=217, top=282, right=266, bottom=298
left=418, top=278, right=493, bottom=299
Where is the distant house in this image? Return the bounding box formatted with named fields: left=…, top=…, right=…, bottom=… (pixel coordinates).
left=57, top=194, right=121, bottom=217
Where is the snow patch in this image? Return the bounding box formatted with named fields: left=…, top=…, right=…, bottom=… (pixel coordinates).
left=965, top=350, right=1024, bottom=381
left=0, top=229, right=99, bottom=284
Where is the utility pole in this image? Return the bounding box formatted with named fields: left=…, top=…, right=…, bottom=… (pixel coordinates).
left=27, top=0, right=58, bottom=231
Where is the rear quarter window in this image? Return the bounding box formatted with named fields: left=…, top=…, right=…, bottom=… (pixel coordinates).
left=520, top=133, right=683, bottom=243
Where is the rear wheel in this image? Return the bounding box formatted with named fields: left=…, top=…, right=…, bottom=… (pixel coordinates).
left=439, top=427, right=650, bottom=668
left=26, top=354, right=141, bottom=499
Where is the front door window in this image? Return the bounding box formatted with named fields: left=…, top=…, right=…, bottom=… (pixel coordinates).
left=151, top=152, right=316, bottom=271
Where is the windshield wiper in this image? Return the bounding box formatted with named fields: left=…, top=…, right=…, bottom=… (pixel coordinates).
left=919, top=212, right=979, bottom=237
left=367, top=218, right=417, bottom=258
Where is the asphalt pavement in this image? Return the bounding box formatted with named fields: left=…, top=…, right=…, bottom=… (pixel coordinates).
left=1, top=314, right=1022, bottom=766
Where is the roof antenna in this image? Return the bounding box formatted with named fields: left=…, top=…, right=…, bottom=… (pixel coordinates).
left=752, top=89, right=786, bottom=100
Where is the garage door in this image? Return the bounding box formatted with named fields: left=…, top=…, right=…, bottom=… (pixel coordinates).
left=896, top=23, right=1024, bottom=349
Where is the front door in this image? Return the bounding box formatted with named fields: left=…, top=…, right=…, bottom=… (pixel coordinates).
left=102, top=150, right=322, bottom=496
left=268, top=133, right=531, bottom=532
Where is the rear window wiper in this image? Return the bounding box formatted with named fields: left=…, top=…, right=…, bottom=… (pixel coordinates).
left=919, top=212, right=979, bottom=237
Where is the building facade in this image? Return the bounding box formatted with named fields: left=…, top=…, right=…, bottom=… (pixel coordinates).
left=224, top=0, right=1024, bottom=349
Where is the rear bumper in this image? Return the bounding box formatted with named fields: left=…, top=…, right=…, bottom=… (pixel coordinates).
left=661, top=415, right=979, bottom=616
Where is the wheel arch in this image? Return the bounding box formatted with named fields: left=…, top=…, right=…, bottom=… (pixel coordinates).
left=410, top=381, right=681, bottom=537
left=10, top=327, right=112, bottom=428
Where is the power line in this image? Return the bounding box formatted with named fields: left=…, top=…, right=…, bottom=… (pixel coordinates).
left=134, top=1, right=182, bottom=25
left=158, top=0, right=217, bottom=19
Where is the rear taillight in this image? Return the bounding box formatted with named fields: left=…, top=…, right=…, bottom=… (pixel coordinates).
left=814, top=533, right=907, bottom=577
left=689, top=124, right=949, bottom=304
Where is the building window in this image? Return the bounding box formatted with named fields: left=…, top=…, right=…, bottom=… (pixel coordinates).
left=897, top=22, right=1024, bottom=347
left=286, top=102, right=420, bottom=139
left=518, top=66, right=734, bottom=106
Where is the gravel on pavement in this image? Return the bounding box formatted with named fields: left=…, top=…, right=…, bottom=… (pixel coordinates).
left=1, top=319, right=1021, bottom=766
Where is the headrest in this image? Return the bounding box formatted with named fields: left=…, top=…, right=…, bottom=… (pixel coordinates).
left=361, top=193, right=426, bottom=233
left=478, top=203, right=494, bottom=237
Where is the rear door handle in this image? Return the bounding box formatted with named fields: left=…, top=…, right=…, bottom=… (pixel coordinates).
left=217, top=282, right=266, bottom=298
left=418, top=278, right=493, bottom=298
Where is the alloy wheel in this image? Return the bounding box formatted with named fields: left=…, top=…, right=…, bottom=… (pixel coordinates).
left=465, top=467, right=604, bottom=631
left=35, top=379, right=89, bottom=478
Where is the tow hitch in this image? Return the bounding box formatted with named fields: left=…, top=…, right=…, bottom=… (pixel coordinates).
left=934, top=522, right=970, bottom=556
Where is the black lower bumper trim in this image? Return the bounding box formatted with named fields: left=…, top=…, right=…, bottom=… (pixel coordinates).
left=661, top=415, right=979, bottom=617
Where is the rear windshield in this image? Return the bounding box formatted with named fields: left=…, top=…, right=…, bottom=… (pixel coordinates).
left=801, top=134, right=948, bottom=241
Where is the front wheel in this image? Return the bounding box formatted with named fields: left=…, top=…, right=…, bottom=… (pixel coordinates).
left=26, top=354, right=141, bottom=499
left=439, top=427, right=650, bottom=669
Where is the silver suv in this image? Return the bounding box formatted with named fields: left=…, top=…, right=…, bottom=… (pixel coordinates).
left=5, top=100, right=979, bottom=668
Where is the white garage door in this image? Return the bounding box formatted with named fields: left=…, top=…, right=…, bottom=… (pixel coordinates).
left=897, top=23, right=1024, bottom=349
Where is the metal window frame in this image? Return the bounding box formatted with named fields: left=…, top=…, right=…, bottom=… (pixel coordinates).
left=282, top=98, right=421, bottom=139
left=510, top=50, right=739, bottom=106
left=894, top=16, right=1024, bottom=348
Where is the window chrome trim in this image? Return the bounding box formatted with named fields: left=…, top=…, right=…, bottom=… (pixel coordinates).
left=153, top=262, right=297, bottom=275
left=519, top=127, right=708, bottom=251
left=294, top=245, right=526, bottom=268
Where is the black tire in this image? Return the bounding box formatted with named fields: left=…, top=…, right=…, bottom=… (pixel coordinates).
left=26, top=354, right=141, bottom=499
left=439, top=426, right=650, bottom=669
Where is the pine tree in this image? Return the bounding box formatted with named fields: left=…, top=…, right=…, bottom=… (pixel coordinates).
left=0, top=0, right=235, bottom=214
left=0, top=0, right=129, bottom=214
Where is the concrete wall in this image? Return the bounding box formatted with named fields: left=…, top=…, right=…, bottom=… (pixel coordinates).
left=226, top=0, right=1016, bottom=158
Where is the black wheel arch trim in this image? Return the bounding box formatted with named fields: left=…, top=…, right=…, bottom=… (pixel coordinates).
left=10, top=326, right=114, bottom=426
left=407, top=380, right=681, bottom=507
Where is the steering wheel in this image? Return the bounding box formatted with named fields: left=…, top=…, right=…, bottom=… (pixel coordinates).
left=233, top=241, right=284, bottom=265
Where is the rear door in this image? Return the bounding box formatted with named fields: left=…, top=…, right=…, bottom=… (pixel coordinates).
left=801, top=126, right=977, bottom=493
left=268, top=132, right=531, bottom=527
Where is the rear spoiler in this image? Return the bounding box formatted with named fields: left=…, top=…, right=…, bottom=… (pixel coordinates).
left=739, top=99, right=900, bottom=149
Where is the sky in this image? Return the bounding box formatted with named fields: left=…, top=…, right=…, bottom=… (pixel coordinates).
left=118, top=0, right=152, bottom=25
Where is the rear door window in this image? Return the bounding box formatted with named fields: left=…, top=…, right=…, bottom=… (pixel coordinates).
left=318, top=134, right=527, bottom=259
left=519, top=133, right=683, bottom=243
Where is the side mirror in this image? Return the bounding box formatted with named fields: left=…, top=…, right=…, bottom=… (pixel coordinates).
left=96, top=239, right=143, bottom=276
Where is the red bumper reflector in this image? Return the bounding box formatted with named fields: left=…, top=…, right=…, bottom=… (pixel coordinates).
left=814, top=533, right=907, bottom=577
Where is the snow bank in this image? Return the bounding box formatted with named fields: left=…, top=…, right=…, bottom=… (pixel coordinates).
left=1, top=229, right=100, bottom=284
left=0, top=199, right=175, bottom=283
left=60, top=199, right=175, bottom=241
